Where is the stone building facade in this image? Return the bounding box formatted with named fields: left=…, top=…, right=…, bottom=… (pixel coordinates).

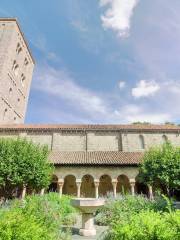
left=0, top=124, right=180, bottom=198
left=0, top=18, right=34, bottom=124
left=0, top=18, right=179, bottom=199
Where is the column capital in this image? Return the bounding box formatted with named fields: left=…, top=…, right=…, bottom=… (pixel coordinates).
left=94, top=179, right=100, bottom=187
left=76, top=179, right=82, bottom=185
left=57, top=179, right=64, bottom=186
left=112, top=179, right=118, bottom=185
left=129, top=178, right=136, bottom=185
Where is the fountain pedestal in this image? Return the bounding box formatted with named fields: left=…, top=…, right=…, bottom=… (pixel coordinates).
left=71, top=198, right=105, bottom=237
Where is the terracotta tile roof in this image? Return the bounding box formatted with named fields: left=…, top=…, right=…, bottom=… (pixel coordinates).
left=49, top=151, right=143, bottom=166
left=0, top=124, right=180, bottom=132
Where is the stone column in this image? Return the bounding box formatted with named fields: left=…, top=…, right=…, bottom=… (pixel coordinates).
left=76, top=179, right=82, bottom=198
left=148, top=185, right=154, bottom=200
left=94, top=180, right=100, bottom=198
left=57, top=179, right=64, bottom=197
left=40, top=188, right=45, bottom=196
left=129, top=179, right=136, bottom=196
left=112, top=179, right=118, bottom=198
left=21, top=185, right=26, bottom=199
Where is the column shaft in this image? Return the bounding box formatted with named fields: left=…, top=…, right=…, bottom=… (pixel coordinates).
left=21, top=185, right=26, bottom=199
left=129, top=179, right=136, bottom=196
left=57, top=179, right=64, bottom=197
left=94, top=180, right=99, bottom=199
left=148, top=185, right=154, bottom=200
left=40, top=188, right=45, bottom=195
left=76, top=179, right=82, bottom=198
left=112, top=180, right=117, bottom=198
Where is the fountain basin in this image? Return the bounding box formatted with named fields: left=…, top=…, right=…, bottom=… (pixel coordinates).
left=71, top=198, right=105, bottom=237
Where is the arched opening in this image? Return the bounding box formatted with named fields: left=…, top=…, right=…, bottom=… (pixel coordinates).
left=48, top=175, right=58, bottom=192
left=139, top=135, right=145, bottom=149
left=81, top=175, right=95, bottom=198
left=63, top=175, right=77, bottom=196
left=99, top=175, right=113, bottom=197
left=135, top=175, right=149, bottom=196
left=117, top=175, right=130, bottom=194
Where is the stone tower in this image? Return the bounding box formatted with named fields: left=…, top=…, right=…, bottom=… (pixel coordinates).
left=0, top=18, right=34, bottom=124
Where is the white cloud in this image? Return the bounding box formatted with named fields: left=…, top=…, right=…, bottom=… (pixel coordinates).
left=118, top=81, right=126, bottom=89
left=132, top=80, right=160, bottom=98
left=100, top=0, right=139, bottom=37
left=165, top=81, right=180, bottom=94
left=114, top=104, right=171, bottom=123
left=32, top=64, right=108, bottom=117
left=31, top=64, right=176, bottom=124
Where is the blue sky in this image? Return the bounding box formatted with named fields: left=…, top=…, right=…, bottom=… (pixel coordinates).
left=1, top=0, right=180, bottom=124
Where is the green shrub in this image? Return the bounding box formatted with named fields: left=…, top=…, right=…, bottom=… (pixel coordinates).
left=0, top=193, right=78, bottom=240
left=111, top=210, right=180, bottom=240
left=21, top=193, right=77, bottom=226
left=0, top=208, right=53, bottom=240
left=95, top=194, right=172, bottom=226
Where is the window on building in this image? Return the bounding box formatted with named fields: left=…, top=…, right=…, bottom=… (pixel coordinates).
left=16, top=43, right=22, bottom=54
left=17, top=98, right=20, bottom=105
left=3, top=108, right=7, bottom=120
left=24, top=58, right=29, bottom=66
left=12, top=60, right=16, bottom=70
left=21, top=74, right=25, bottom=86
left=12, top=60, right=19, bottom=76
left=139, top=135, right=145, bottom=149
left=162, top=135, right=168, bottom=143
left=14, top=64, right=19, bottom=76
left=9, top=88, right=12, bottom=95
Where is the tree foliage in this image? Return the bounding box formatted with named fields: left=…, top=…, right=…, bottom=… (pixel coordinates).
left=0, top=138, right=53, bottom=199
left=139, top=142, right=180, bottom=195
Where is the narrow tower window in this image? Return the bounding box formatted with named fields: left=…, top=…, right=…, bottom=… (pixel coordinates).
left=14, top=64, right=19, bottom=76
left=9, top=88, right=12, bottom=95
left=24, top=58, right=29, bottom=66
left=139, top=135, right=145, bottom=149
left=12, top=61, right=19, bottom=76
left=3, top=108, right=7, bottom=120
left=16, top=43, right=22, bottom=54
left=21, top=74, right=26, bottom=86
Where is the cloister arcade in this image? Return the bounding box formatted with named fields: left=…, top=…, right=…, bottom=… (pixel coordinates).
left=47, top=166, right=153, bottom=199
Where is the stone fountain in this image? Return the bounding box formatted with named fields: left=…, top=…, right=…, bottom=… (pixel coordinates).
left=71, top=198, right=105, bottom=237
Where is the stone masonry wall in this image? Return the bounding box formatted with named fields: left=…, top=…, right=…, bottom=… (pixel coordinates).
left=87, top=131, right=121, bottom=151
left=0, top=19, right=34, bottom=124
left=0, top=129, right=180, bottom=152
left=52, top=132, right=86, bottom=151
left=122, top=132, right=180, bottom=152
